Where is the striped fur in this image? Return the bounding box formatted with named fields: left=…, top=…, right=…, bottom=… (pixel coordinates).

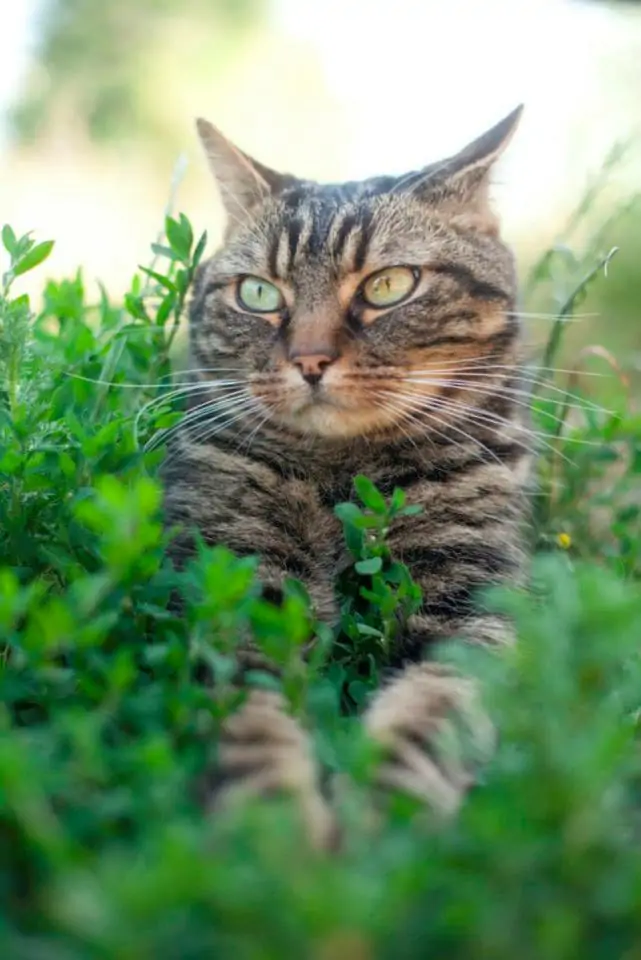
left=163, top=107, right=530, bottom=847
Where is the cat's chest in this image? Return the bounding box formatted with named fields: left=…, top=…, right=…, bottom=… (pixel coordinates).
left=309, top=446, right=436, bottom=509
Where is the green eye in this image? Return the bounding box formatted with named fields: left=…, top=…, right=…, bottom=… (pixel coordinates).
left=361, top=266, right=418, bottom=308
left=237, top=276, right=284, bottom=313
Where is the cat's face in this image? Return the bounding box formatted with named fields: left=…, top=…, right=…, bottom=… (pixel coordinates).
left=190, top=109, right=522, bottom=440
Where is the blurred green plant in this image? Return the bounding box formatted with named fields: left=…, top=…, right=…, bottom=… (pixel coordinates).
left=11, top=0, right=266, bottom=145
left=1, top=205, right=641, bottom=957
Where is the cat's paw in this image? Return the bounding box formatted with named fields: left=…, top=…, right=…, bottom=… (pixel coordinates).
left=363, top=664, right=494, bottom=816
left=208, top=689, right=339, bottom=851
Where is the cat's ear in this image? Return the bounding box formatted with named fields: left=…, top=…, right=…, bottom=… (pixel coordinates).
left=196, top=118, right=292, bottom=221
left=412, top=105, right=523, bottom=231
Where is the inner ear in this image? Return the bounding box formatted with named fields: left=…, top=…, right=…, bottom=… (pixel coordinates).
left=196, top=118, right=296, bottom=222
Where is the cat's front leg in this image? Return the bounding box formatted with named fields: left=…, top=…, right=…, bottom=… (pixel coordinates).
left=211, top=687, right=338, bottom=850
left=205, top=557, right=339, bottom=851
left=362, top=457, right=525, bottom=813
left=363, top=651, right=496, bottom=815
left=165, top=461, right=341, bottom=849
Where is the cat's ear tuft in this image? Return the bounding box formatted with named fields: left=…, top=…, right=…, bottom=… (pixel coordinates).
left=196, top=118, right=292, bottom=222
left=411, top=105, right=524, bottom=232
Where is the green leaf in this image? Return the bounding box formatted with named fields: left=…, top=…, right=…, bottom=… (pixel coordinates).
left=150, top=243, right=180, bottom=262
left=334, top=502, right=363, bottom=525
left=354, top=475, right=388, bottom=513
left=13, top=240, right=54, bottom=276
left=355, top=556, right=383, bottom=575
left=2, top=224, right=17, bottom=255
left=399, top=504, right=423, bottom=517
left=165, top=214, right=193, bottom=262
left=355, top=623, right=383, bottom=637
left=139, top=267, right=176, bottom=292
left=193, top=230, right=208, bottom=265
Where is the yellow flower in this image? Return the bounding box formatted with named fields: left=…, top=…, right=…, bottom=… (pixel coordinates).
left=557, top=532, right=572, bottom=550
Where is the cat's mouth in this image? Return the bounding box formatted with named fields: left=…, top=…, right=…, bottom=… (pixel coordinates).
left=253, top=375, right=405, bottom=439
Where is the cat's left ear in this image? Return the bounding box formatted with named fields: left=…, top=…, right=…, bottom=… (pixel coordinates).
left=412, top=105, right=523, bottom=232
left=196, top=118, right=294, bottom=223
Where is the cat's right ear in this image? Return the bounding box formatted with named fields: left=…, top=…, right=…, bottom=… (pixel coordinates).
left=196, top=118, right=291, bottom=222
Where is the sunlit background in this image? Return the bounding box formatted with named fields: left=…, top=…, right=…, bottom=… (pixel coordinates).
left=1, top=0, right=640, bottom=381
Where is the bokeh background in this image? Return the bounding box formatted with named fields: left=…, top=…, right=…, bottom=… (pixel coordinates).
left=1, top=0, right=640, bottom=388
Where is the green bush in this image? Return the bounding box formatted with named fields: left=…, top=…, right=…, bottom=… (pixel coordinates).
left=1, top=209, right=641, bottom=959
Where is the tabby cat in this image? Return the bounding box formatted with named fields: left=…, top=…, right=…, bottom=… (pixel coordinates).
left=162, top=106, right=530, bottom=849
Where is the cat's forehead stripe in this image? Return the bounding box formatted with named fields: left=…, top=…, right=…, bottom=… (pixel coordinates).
left=330, top=212, right=359, bottom=263
left=268, top=200, right=378, bottom=278
left=351, top=208, right=374, bottom=273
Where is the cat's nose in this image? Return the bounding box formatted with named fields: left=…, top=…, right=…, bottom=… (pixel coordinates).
left=291, top=353, right=336, bottom=386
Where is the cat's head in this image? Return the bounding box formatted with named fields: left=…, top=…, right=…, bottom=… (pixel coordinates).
left=190, top=107, right=522, bottom=440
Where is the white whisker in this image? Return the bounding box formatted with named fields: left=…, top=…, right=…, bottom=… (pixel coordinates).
left=375, top=389, right=506, bottom=465
left=144, top=390, right=251, bottom=451
left=405, top=373, right=611, bottom=415
left=403, top=377, right=593, bottom=423
left=507, top=311, right=599, bottom=322
left=159, top=399, right=259, bottom=466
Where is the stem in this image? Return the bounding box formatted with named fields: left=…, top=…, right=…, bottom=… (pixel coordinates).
left=535, top=247, right=618, bottom=395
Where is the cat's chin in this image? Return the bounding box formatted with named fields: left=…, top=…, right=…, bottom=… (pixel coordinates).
left=278, top=401, right=398, bottom=440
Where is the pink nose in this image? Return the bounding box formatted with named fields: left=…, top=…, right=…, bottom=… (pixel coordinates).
left=291, top=353, right=336, bottom=386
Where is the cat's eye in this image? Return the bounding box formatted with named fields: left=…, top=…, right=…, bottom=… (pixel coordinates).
left=237, top=276, right=284, bottom=313
left=360, top=266, right=418, bottom=308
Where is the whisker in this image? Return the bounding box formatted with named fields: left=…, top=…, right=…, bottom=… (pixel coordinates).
left=401, top=381, right=600, bottom=440
left=135, top=382, right=249, bottom=438
left=507, top=311, right=599, bottom=321
left=159, top=399, right=259, bottom=466
left=184, top=400, right=262, bottom=450
left=67, top=371, right=246, bottom=390
left=370, top=391, right=421, bottom=451
left=377, top=389, right=506, bottom=465
left=235, top=407, right=274, bottom=455
left=427, top=397, right=578, bottom=465
left=393, top=388, right=538, bottom=453
left=403, top=377, right=594, bottom=422
left=405, top=393, right=561, bottom=461
left=405, top=374, right=612, bottom=416
left=394, top=389, right=596, bottom=463
left=144, top=390, right=251, bottom=451
left=408, top=361, right=607, bottom=379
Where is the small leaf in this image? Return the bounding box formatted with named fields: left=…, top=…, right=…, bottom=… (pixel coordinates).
left=2, top=224, right=17, bottom=255
left=355, top=623, right=383, bottom=638
left=193, top=230, right=208, bottom=265
left=124, top=293, right=149, bottom=321
left=155, top=296, right=175, bottom=326
left=355, top=557, right=383, bottom=575
left=139, top=266, right=176, bottom=292
left=13, top=240, right=54, bottom=276
left=165, top=215, right=193, bottom=261
left=334, top=502, right=363, bottom=525
left=399, top=504, right=423, bottom=517
left=150, top=243, right=180, bottom=262
left=354, top=475, right=387, bottom=513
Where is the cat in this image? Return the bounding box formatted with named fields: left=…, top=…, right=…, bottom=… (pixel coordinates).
left=162, top=106, right=530, bottom=849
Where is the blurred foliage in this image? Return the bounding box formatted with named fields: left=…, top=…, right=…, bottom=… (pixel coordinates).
left=11, top=0, right=267, bottom=145
left=1, top=202, right=641, bottom=955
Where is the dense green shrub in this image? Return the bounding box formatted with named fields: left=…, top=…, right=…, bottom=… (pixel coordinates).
left=1, top=211, right=641, bottom=958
